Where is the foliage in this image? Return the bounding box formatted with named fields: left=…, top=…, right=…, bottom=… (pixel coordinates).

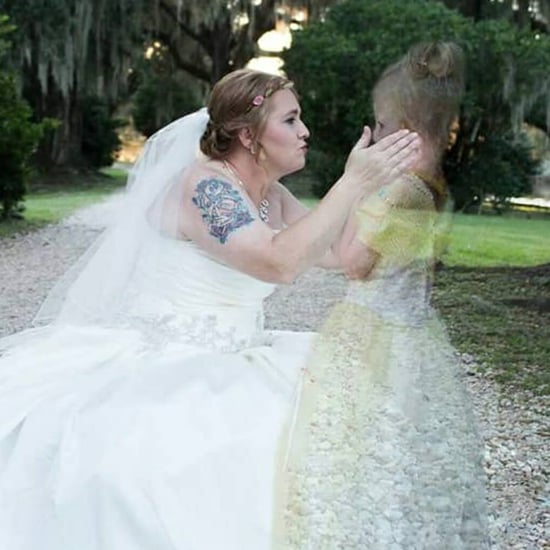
left=0, top=13, right=14, bottom=59
left=2, top=0, right=146, bottom=167
left=81, top=97, right=123, bottom=168
left=446, top=134, right=539, bottom=212
left=283, top=0, right=550, bottom=207
left=0, top=72, right=46, bottom=219
left=283, top=0, right=471, bottom=196
left=0, top=14, right=50, bottom=219
left=131, top=49, right=203, bottom=137
left=3, top=0, right=145, bottom=102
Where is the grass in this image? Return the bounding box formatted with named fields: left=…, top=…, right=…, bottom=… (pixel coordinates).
left=432, top=214, right=549, bottom=397
left=299, top=196, right=550, bottom=394
left=432, top=264, right=549, bottom=396
left=301, top=197, right=550, bottom=267
left=442, top=214, right=550, bottom=267
left=0, top=168, right=126, bottom=238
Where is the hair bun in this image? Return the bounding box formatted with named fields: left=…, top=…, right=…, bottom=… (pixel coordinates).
left=407, top=42, right=465, bottom=81
left=200, top=118, right=232, bottom=158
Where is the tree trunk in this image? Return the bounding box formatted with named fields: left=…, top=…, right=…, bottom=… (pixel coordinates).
left=208, top=17, right=235, bottom=83
left=53, top=82, right=84, bottom=167
left=514, top=0, right=531, bottom=29
left=440, top=0, right=483, bottom=20
left=25, top=69, right=84, bottom=169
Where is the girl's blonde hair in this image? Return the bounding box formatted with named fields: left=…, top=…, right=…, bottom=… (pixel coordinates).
left=373, top=42, right=465, bottom=209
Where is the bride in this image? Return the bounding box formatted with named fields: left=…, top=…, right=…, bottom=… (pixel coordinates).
left=0, top=69, right=419, bottom=549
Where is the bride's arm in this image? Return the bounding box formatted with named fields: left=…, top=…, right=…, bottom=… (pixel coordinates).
left=180, top=172, right=365, bottom=283
left=274, top=182, right=343, bottom=270
left=276, top=187, right=377, bottom=273
left=180, top=129, right=419, bottom=284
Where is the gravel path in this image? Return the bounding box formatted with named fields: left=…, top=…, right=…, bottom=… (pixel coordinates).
left=0, top=196, right=548, bottom=549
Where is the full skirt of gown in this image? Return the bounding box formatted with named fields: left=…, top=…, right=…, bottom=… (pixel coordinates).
left=0, top=234, right=314, bottom=550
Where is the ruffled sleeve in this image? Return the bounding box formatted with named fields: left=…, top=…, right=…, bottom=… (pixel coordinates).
left=355, top=174, right=441, bottom=266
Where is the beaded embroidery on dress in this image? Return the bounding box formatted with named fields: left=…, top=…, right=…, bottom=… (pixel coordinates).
left=274, top=174, right=488, bottom=550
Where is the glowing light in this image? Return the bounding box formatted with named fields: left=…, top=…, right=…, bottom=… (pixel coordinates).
left=235, top=13, right=249, bottom=27
left=293, top=9, right=307, bottom=22
left=246, top=56, right=285, bottom=75
left=145, top=41, right=162, bottom=59
left=257, top=28, right=291, bottom=53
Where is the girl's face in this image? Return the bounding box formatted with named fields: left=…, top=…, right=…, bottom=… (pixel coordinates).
left=257, top=89, right=310, bottom=177
left=373, top=95, right=402, bottom=143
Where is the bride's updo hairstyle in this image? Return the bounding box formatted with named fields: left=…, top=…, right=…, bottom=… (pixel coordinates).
left=200, top=69, right=296, bottom=159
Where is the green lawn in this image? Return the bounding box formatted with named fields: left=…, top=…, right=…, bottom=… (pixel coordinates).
left=300, top=197, right=550, bottom=268
left=0, top=168, right=126, bottom=238
left=299, top=199, right=550, bottom=393
left=443, top=214, right=550, bottom=267
left=433, top=213, right=549, bottom=396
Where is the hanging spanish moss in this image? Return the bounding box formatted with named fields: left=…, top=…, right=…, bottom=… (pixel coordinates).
left=1, top=0, right=150, bottom=165
left=5, top=0, right=146, bottom=101
left=0, top=0, right=323, bottom=166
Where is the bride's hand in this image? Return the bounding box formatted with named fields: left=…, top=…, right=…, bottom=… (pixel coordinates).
left=345, top=126, right=420, bottom=191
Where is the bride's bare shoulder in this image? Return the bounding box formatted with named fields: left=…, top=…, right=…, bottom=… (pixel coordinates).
left=184, top=158, right=226, bottom=184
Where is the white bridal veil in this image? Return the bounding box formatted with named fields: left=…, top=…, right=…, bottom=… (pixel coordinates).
left=34, top=108, right=210, bottom=326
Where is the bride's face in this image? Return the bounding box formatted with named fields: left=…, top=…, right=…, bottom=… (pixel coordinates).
left=257, top=89, right=310, bottom=178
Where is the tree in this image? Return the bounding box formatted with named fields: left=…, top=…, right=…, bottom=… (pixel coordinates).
left=283, top=0, right=471, bottom=197
left=283, top=0, right=549, bottom=209
left=146, top=0, right=277, bottom=85
left=0, top=14, right=49, bottom=218
left=142, top=0, right=339, bottom=85
left=445, top=16, right=549, bottom=208
left=130, top=0, right=278, bottom=137
left=2, top=0, right=340, bottom=169
left=438, top=0, right=550, bottom=32
left=1, top=0, right=146, bottom=168
left=131, top=48, right=203, bottom=137
left=130, top=0, right=341, bottom=138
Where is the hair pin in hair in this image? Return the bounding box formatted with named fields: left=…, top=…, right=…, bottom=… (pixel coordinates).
left=252, top=95, right=265, bottom=107
left=249, top=87, right=277, bottom=110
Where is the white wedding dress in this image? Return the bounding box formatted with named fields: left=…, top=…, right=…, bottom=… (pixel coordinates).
left=0, top=227, right=314, bottom=550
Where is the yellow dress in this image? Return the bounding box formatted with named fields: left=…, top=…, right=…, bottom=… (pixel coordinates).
left=274, top=174, right=488, bottom=550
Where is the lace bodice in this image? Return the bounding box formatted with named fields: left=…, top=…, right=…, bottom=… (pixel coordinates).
left=115, top=231, right=275, bottom=351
